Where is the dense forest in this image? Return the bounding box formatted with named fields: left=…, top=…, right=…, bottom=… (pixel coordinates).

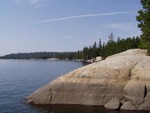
left=0, top=35, right=140, bottom=61
left=82, top=35, right=140, bottom=60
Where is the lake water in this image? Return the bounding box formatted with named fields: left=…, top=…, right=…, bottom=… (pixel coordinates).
left=0, top=60, right=149, bottom=113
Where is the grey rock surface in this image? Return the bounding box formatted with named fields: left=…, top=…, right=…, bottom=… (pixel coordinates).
left=120, top=101, right=136, bottom=110
left=104, top=97, right=120, bottom=109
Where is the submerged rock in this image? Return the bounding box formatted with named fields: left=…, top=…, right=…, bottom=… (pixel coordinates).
left=26, top=49, right=150, bottom=110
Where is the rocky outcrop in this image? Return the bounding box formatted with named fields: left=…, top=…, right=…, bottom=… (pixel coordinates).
left=26, top=49, right=150, bottom=110
left=95, top=56, right=102, bottom=62
left=120, top=101, right=136, bottom=110
left=104, top=97, right=120, bottom=109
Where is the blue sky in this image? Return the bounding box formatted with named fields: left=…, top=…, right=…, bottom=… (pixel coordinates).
left=0, top=0, right=142, bottom=55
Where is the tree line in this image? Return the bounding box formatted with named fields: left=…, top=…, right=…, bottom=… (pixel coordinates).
left=0, top=52, right=79, bottom=60
left=0, top=35, right=140, bottom=60
left=82, top=35, right=140, bottom=60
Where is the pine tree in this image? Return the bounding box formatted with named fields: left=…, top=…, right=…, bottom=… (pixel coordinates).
left=107, top=32, right=114, bottom=44
left=92, top=42, right=97, bottom=58
left=136, top=0, right=150, bottom=54
left=98, top=39, right=102, bottom=56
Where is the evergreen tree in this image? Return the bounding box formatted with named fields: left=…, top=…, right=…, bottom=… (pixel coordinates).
left=107, top=32, right=114, bottom=44
left=136, top=0, right=150, bottom=54
left=92, top=42, right=97, bottom=58
left=98, top=39, right=102, bottom=56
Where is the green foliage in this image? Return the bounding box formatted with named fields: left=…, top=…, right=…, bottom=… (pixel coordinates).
left=136, top=0, right=150, bottom=53
left=1, top=36, right=140, bottom=60
left=0, top=33, right=140, bottom=60
left=107, top=32, right=114, bottom=44
left=82, top=36, right=140, bottom=60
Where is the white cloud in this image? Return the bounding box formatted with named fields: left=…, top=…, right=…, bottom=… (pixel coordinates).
left=28, top=0, right=43, bottom=4
left=26, top=11, right=136, bottom=24
left=15, top=0, right=46, bottom=7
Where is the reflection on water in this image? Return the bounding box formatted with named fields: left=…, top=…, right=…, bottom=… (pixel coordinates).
left=31, top=104, right=150, bottom=113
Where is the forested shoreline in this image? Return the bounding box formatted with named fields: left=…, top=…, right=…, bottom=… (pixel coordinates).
left=0, top=35, right=140, bottom=60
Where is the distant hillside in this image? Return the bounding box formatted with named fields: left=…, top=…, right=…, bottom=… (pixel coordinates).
left=0, top=52, right=81, bottom=60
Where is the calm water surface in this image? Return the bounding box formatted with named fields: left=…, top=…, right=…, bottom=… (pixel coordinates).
left=0, top=60, right=149, bottom=113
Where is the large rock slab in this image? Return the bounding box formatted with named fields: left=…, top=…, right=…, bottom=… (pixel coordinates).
left=26, top=49, right=150, bottom=110
left=26, top=85, right=52, bottom=105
